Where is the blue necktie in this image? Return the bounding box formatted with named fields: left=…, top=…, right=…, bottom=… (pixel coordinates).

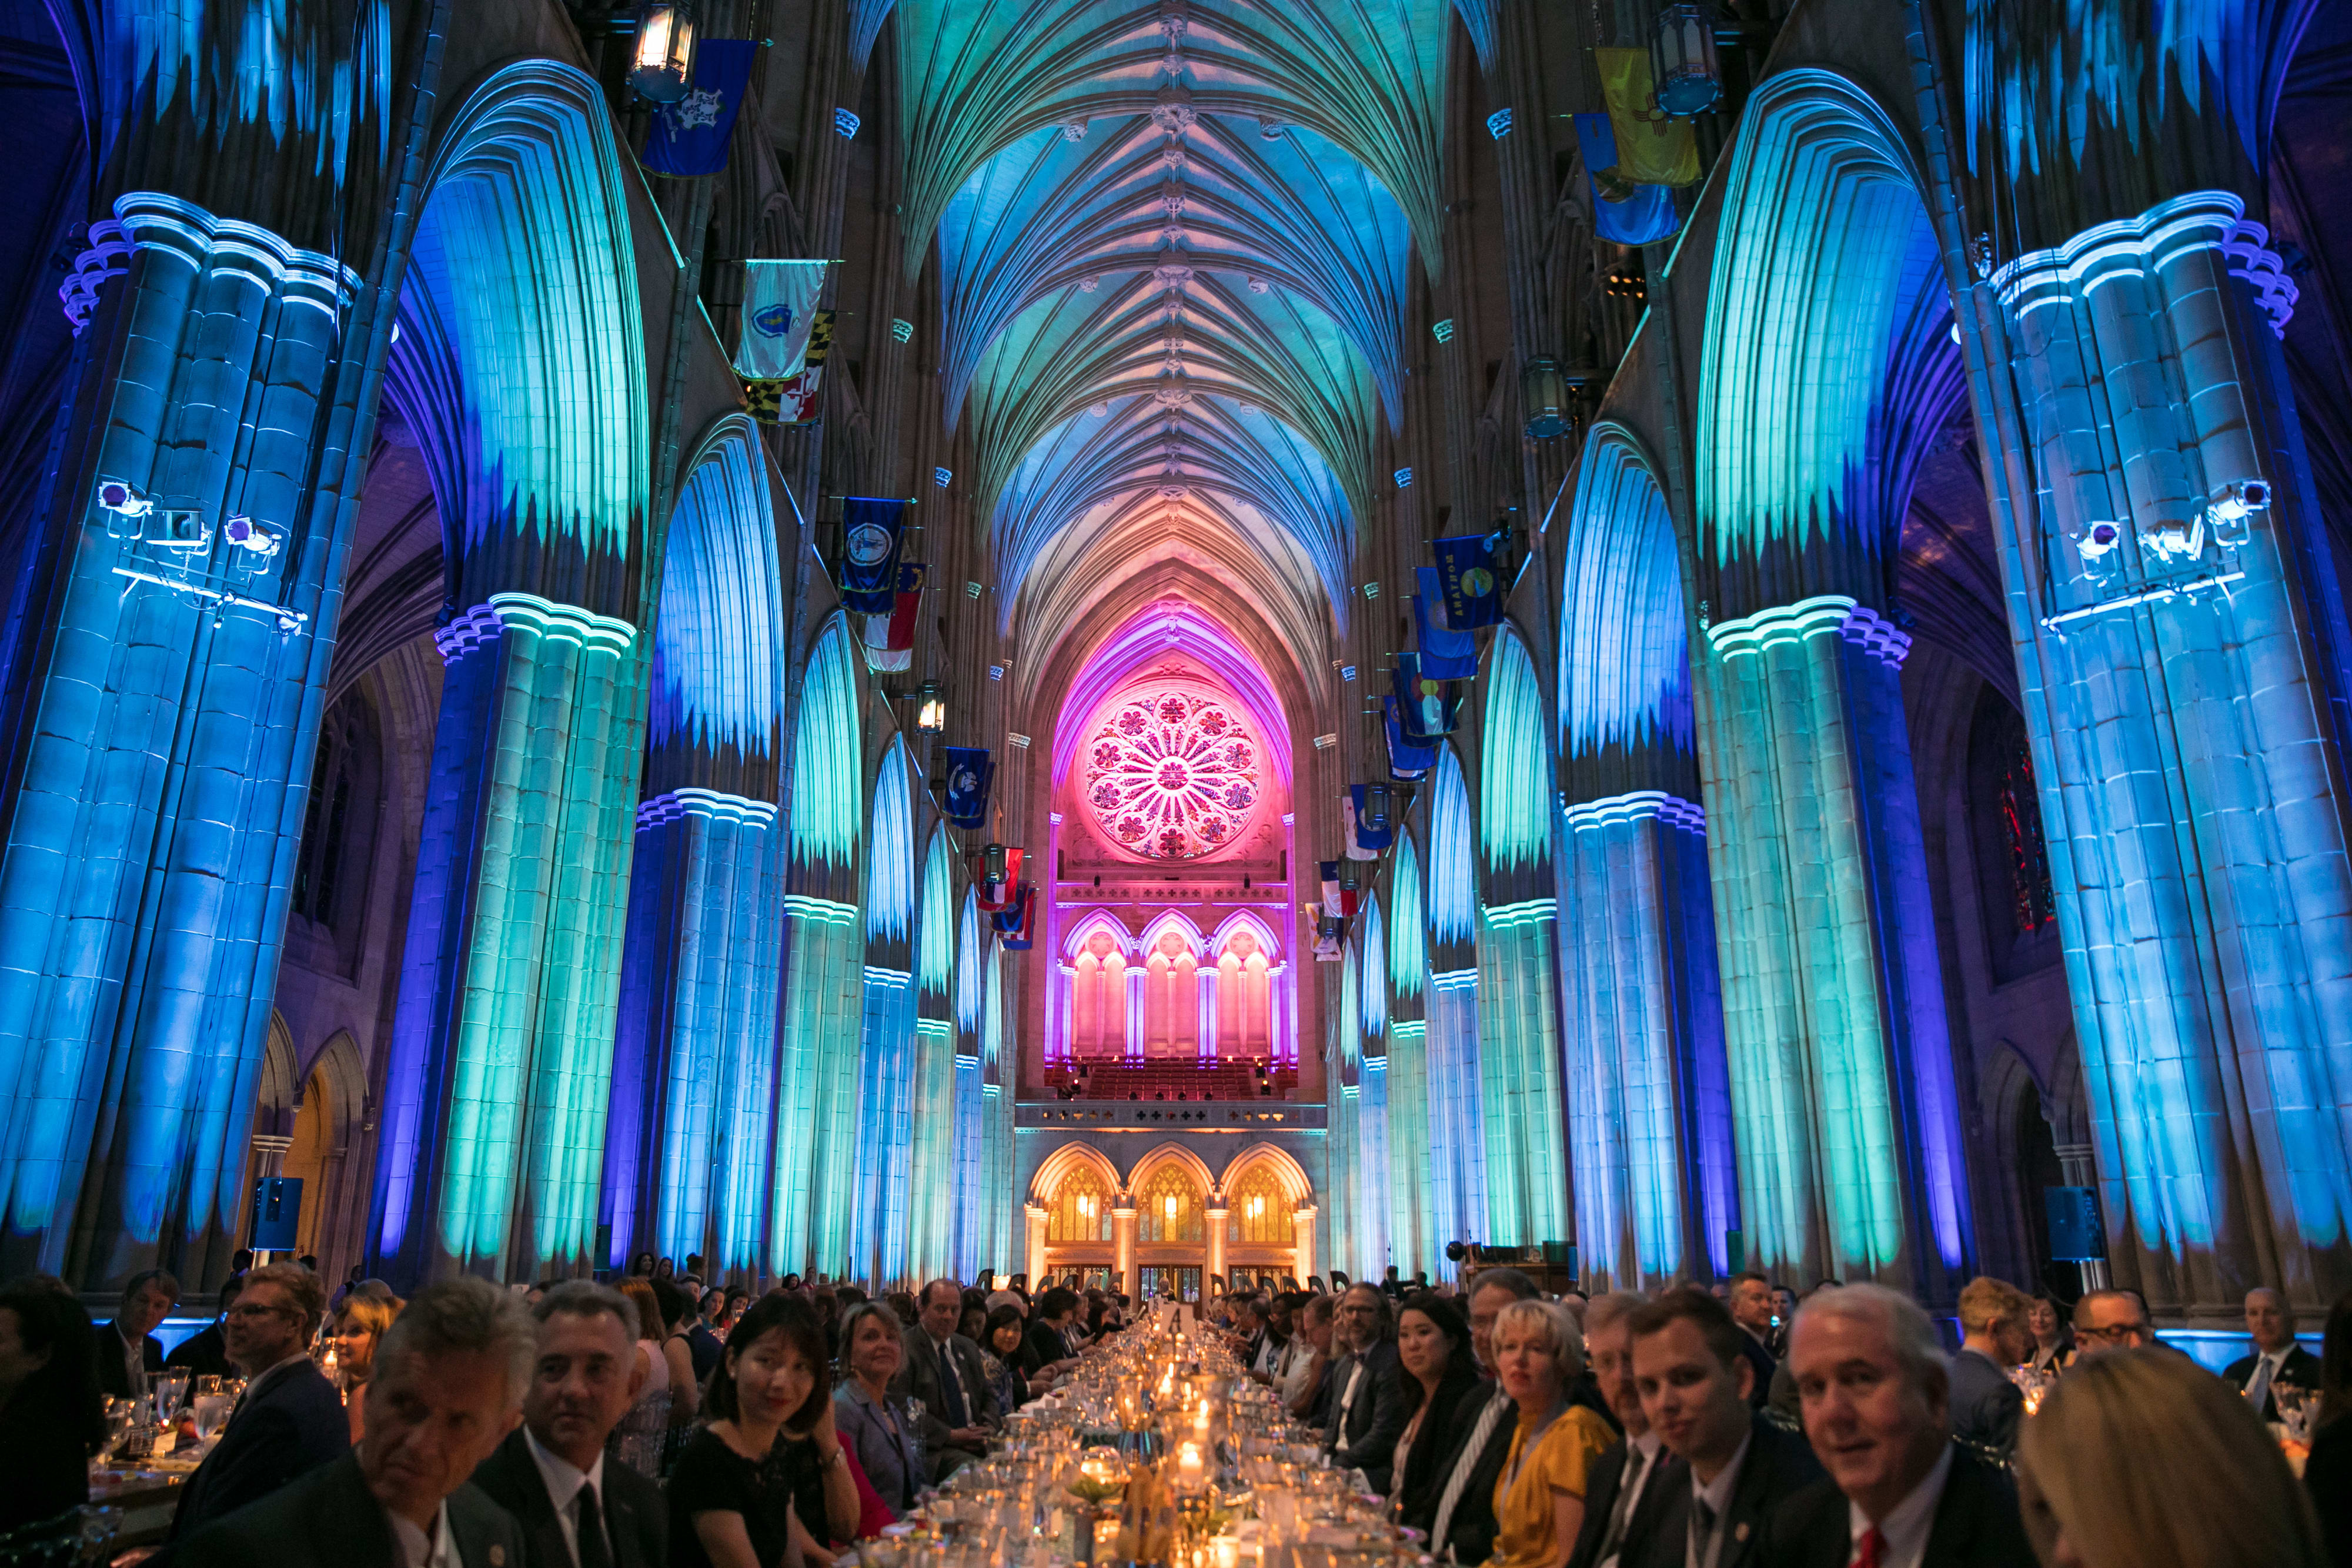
left=937, top=1339, right=970, bottom=1426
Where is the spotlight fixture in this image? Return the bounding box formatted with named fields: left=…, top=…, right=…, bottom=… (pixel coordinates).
left=2205, top=477, right=2269, bottom=547
left=627, top=2, right=699, bottom=103
left=95, top=480, right=152, bottom=519
left=222, top=515, right=281, bottom=558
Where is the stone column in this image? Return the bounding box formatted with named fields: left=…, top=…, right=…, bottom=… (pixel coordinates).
left=0, top=196, right=370, bottom=1288
left=1291, top=1204, right=1318, bottom=1283
left=1476, top=904, right=1570, bottom=1258
left=771, top=895, right=863, bottom=1278
left=370, top=597, right=644, bottom=1286
left=1559, top=793, right=1739, bottom=1290
left=1698, top=598, right=1972, bottom=1297
left=1204, top=1201, right=1229, bottom=1291
left=1113, top=1202, right=1138, bottom=1298
left=1989, top=193, right=2352, bottom=1313
left=1025, top=1204, right=1048, bottom=1285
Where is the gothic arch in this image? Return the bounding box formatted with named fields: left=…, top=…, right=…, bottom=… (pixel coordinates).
left=1207, top=908, right=1282, bottom=963
left=1063, top=909, right=1137, bottom=959
left=1030, top=1142, right=1125, bottom=1207
left=1138, top=910, right=1207, bottom=958
left=1125, top=1141, right=1219, bottom=1202
left=1220, top=1143, right=1312, bottom=1208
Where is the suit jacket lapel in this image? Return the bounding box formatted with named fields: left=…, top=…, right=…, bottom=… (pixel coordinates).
left=603, top=1486, right=647, bottom=1568
left=1922, top=1450, right=1984, bottom=1568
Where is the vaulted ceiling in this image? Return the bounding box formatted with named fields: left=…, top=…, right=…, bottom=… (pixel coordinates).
left=868, top=0, right=1462, bottom=700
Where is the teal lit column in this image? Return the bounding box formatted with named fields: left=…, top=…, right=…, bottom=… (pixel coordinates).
left=1698, top=599, right=1968, bottom=1290
left=773, top=894, right=863, bottom=1276
left=373, top=597, right=644, bottom=1283
left=1559, top=794, right=1737, bottom=1289
left=1984, top=193, right=2352, bottom=1311
left=1476, top=903, right=1571, bottom=1253
left=0, top=195, right=372, bottom=1285
left=852, top=967, right=915, bottom=1282
left=602, top=790, right=781, bottom=1279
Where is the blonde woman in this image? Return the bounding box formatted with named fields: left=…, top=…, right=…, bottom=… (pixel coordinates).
left=325, top=1291, right=402, bottom=1443
left=2014, top=1346, right=2326, bottom=1568
left=1484, top=1298, right=1614, bottom=1568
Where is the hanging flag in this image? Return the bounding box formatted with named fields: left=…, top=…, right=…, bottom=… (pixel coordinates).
left=1384, top=697, right=1439, bottom=779
left=971, top=847, right=1025, bottom=912
left=1414, top=567, right=1479, bottom=679
left=643, top=39, right=758, bottom=177
left=1341, top=797, right=1378, bottom=861
left=1000, top=882, right=1038, bottom=949
left=1574, top=114, right=1682, bottom=246
left=758, top=310, right=834, bottom=425
left=1348, top=785, right=1394, bottom=854
left=943, top=747, right=994, bottom=830
left=1595, top=50, right=1701, bottom=187
left=1392, top=653, right=1458, bottom=739
left=838, top=497, right=906, bottom=613
left=1314, top=915, right=1344, bottom=963
left=861, top=562, right=926, bottom=671
left=735, top=261, right=830, bottom=380
left=1431, top=530, right=1515, bottom=629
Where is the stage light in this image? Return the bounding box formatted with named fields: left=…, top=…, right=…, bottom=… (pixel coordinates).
left=96, top=480, right=151, bottom=518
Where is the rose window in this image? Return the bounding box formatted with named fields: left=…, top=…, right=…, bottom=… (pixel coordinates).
left=1083, top=690, right=1262, bottom=859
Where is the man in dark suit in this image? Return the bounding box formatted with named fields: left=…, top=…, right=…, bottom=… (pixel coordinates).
left=1945, top=1278, right=2028, bottom=1459
left=1728, top=1273, right=1779, bottom=1412
left=166, top=1274, right=242, bottom=1381
left=1627, top=1290, right=1822, bottom=1568
left=896, top=1278, right=1001, bottom=1481
left=1568, top=1295, right=1686, bottom=1568
left=94, top=1268, right=179, bottom=1401
left=471, top=1281, right=666, bottom=1568
left=1429, top=1268, right=1541, bottom=1567
left=175, top=1277, right=534, bottom=1568
left=166, top=1264, right=349, bottom=1548
left=1324, top=1283, right=1411, bottom=1494
left=1759, top=1283, right=2033, bottom=1568
left=2223, top=1288, right=2320, bottom=1422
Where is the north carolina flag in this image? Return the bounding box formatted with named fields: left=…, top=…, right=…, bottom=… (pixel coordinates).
left=972, top=847, right=1025, bottom=912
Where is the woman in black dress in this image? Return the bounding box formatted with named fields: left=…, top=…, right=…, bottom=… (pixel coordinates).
left=669, top=1295, right=859, bottom=1568
left=0, top=1277, right=103, bottom=1532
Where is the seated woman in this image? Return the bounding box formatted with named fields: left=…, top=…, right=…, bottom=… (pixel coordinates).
left=978, top=1305, right=1034, bottom=1416
left=1388, top=1292, right=1484, bottom=1539
left=1485, top=1299, right=1614, bottom=1568
left=833, top=1302, right=927, bottom=1515
left=668, top=1295, right=861, bottom=1568
left=325, top=1290, right=402, bottom=1443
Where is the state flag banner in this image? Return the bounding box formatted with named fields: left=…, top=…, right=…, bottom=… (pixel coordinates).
left=838, top=497, right=906, bottom=613
left=643, top=39, right=758, bottom=178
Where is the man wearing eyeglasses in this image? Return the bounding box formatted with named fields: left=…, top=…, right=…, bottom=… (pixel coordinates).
left=2070, top=1289, right=2159, bottom=1355
left=165, top=1263, right=351, bottom=1553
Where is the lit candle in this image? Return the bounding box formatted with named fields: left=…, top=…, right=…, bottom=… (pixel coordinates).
left=1212, top=1539, right=1240, bottom=1568
left=1177, top=1440, right=1206, bottom=1491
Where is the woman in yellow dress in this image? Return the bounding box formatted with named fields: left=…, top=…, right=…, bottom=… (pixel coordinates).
left=1485, top=1299, right=1616, bottom=1568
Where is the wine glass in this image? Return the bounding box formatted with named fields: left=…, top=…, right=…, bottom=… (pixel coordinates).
left=2276, top=1386, right=2314, bottom=1445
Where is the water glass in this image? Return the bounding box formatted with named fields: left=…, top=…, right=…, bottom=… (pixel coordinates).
left=192, top=1392, right=232, bottom=1445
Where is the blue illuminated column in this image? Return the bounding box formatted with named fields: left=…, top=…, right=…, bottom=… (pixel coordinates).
left=853, top=967, right=916, bottom=1283
left=0, top=195, right=370, bottom=1284
left=1383, top=845, right=1436, bottom=1278
left=372, top=596, right=646, bottom=1284
left=952, top=890, right=987, bottom=1278
left=602, top=790, right=781, bottom=1279
left=1559, top=794, right=1738, bottom=1288
left=773, top=895, right=863, bottom=1276
left=907, top=833, right=960, bottom=1285
left=1698, top=599, right=1969, bottom=1290
left=1476, top=904, right=1571, bottom=1252
left=1984, top=193, right=2352, bottom=1309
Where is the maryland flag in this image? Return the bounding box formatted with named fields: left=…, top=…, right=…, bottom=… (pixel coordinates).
left=742, top=310, right=834, bottom=424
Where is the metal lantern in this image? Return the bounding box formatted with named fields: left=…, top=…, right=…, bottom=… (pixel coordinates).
left=628, top=1, right=699, bottom=103
left=914, top=680, right=947, bottom=735
left=1521, top=356, right=1569, bottom=440
left=1651, top=3, right=1723, bottom=118
left=1338, top=863, right=1361, bottom=894
left=984, top=842, right=1008, bottom=884
left=1362, top=784, right=1392, bottom=833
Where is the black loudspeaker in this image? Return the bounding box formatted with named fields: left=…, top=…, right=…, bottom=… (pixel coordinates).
left=249, top=1177, right=302, bottom=1251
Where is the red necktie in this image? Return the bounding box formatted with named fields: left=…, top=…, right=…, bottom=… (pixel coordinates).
left=1854, top=1526, right=1887, bottom=1568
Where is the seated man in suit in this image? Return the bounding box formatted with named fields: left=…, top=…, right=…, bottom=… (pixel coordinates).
left=1323, top=1283, right=1411, bottom=1495
left=1426, top=1268, right=1538, bottom=1568
left=1760, top=1283, right=2032, bottom=1568
left=470, top=1281, right=666, bottom=1568
left=165, top=1275, right=241, bottom=1382
left=894, top=1278, right=1000, bottom=1482
left=1567, top=1293, right=1684, bottom=1568
left=1728, top=1273, right=1779, bottom=1412
left=1945, top=1278, right=2028, bottom=1459
left=94, top=1268, right=179, bottom=1402
left=175, top=1277, right=530, bottom=1568
left=2224, top=1288, right=2319, bottom=1422
left=166, top=1264, right=349, bottom=1548
left=1626, top=1289, right=1822, bottom=1568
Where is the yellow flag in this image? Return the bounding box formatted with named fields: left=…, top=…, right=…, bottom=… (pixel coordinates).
left=1596, top=49, right=1700, bottom=188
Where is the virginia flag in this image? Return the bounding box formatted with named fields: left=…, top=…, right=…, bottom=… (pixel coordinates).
left=943, top=748, right=994, bottom=830
left=1414, top=567, right=1479, bottom=678
left=1575, top=113, right=1681, bottom=246
left=643, top=39, right=757, bottom=176
left=839, top=497, right=906, bottom=613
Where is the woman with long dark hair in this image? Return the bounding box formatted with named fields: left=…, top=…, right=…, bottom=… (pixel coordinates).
left=2304, top=1290, right=2352, bottom=1567
left=0, top=1277, right=104, bottom=1531
left=670, top=1295, right=861, bottom=1568
left=1386, top=1292, right=1483, bottom=1539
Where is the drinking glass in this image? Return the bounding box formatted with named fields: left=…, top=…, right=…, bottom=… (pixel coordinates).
left=192, top=1391, right=232, bottom=1445
left=2276, top=1386, right=2314, bottom=1445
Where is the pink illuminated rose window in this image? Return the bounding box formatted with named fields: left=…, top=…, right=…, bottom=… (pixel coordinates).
left=1083, top=690, right=1261, bottom=859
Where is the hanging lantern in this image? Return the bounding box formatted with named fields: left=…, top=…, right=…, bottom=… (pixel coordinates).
left=1521, top=356, right=1569, bottom=440
left=1651, top=3, right=1723, bottom=118
left=628, top=1, right=699, bottom=103
left=1362, top=784, right=1392, bottom=833
left=1338, top=863, right=1361, bottom=894
left=914, top=680, right=947, bottom=735
left=984, top=842, right=1008, bottom=884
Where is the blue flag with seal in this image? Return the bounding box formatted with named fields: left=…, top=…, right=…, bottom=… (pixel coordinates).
left=1392, top=652, right=1458, bottom=739
left=1573, top=112, right=1681, bottom=246
left=643, top=40, right=758, bottom=176
left=1432, top=530, right=1513, bottom=629
left=1346, top=785, right=1395, bottom=855
left=1384, top=698, right=1439, bottom=779
left=839, top=497, right=906, bottom=613
left=943, top=747, right=994, bottom=830
left=1414, top=566, right=1478, bottom=678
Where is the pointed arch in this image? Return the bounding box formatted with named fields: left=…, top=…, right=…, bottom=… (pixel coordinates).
left=1428, top=747, right=1476, bottom=947
left=791, top=617, right=864, bottom=871
left=1030, top=1141, right=1125, bottom=1206
left=1560, top=426, right=1694, bottom=791
left=918, top=828, right=956, bottom=998
left=1481, top=627, right=1552, bottom=874
left=1359, top=899, right=1388, bottom=1037
left=1138, top=909, right=1208, bottom=957
left=650, top=418, right=787, bottom=775
left=1127, top=1141, right=1220, bottom=1198
left=1063, top=908, right=1139, bottom=960
left=867, top=738, right=915, bottom=942
left=1220, top=1143, right=1312, bottom=1208
left=956, top=888, right=985, bottom=1033
left=1207, top=908, right=1283, bottom=962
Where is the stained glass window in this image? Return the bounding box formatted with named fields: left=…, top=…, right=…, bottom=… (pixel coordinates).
left=1047, top=1164, right=1113, bottom=1243
left=1083, top=689, right=1261, bottom=859
left=1226, top=1165, right=1288, bottom=1245
left=1997, top=728, right=2056, bottom=937
left=1137, top=1165, right=1205, bottom=1242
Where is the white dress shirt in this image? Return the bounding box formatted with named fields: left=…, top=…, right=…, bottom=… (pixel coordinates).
left=1847, top=1444, right=1953, bottom=1568
left=525, top=1425, right=611, bottom=1568
left=388, top=1500, right=457, bottom=1568
left=1685, top=1430, right=1752, bottom=1568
